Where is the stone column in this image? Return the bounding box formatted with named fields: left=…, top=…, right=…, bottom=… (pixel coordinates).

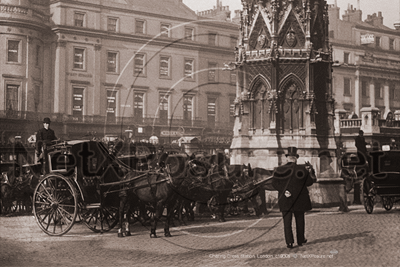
left=93, top=44, right=102, bottom=116
left=354, top=70, right=360, bottom=116
left=54, top=40, right=67, bottom=114
left=369, top=80, right=375, bottom=108
left=383, top=82, right=390, bottom=116
left=25, top=36, right=32, bottom=113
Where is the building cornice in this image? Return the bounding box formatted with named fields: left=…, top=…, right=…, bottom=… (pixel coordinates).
left=52, top=26, right=234, bottom=55
left=330, top=41, right=400, bottom=57
left=354, top=24, right=400, bottom=37
left=0, top=18, right=52, bottom=33
left=49, top=1, right=238, bottom=30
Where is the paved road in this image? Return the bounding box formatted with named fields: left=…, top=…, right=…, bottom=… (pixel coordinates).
left=1, top=204, right=399, bottom=266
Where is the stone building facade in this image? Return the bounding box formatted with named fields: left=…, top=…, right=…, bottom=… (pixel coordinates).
left=230, top=0, right=337, bottom=177
left=329, top=2, right=400, bottom=152
left=0, top=0, right=238, bottom=152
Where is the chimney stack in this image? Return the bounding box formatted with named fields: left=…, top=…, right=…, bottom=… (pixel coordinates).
left=395, top=0, right=400, bottom=30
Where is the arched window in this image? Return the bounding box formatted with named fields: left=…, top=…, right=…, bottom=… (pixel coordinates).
left=253, top=89, right=262, bottom=129
left=248, top=75, right=271, bottom=131
left=282, top=83, right=301, bottom=133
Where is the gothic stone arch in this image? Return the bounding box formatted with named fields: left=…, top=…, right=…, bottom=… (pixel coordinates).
left=279, top=74, right=306, bottom=133
left=248, top=74, right=272, bottom=131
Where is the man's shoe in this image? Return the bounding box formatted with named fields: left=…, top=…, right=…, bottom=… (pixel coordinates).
left=287, top=243, right=293, bottom=249
left=298, top=239, right=307, bottom=246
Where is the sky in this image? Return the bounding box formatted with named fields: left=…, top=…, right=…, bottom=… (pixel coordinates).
left=183, top=0, right=400, bottom=29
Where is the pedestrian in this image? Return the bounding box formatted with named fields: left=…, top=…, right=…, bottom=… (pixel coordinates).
left=355, top=130, right=368, bottom=157
left=390, top=138, right=397, bottom=150
left=36, top=117, right=57, bottom=173
left=272, top=147, right=314, bottom=249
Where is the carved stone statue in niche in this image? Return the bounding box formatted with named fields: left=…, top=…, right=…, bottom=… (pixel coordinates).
left=285, top=26, right=297, bottom=47
left=257, top=34, right=267, bottom=49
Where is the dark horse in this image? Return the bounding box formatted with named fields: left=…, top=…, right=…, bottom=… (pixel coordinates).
left=118, top=153, right=188, bottom=238
left=178, top=155, right=235, bottom=222
left=230, top=164, right=273, bottom=216
left=0, top=164, right=41, bottom=214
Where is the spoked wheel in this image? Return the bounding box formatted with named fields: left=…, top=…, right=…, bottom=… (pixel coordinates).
left=146, top=205, right=156, bottom=220
left=382, top=197, right=394, bottom=211
left=127, top=205, right=142, bottom=225
left=207, top=196, right=218, bottom=219
left=81, top=205, right=119, bottom=233
left=362, top=178, right=374, bottom=214
left=33, top=174, right=78, bottom=236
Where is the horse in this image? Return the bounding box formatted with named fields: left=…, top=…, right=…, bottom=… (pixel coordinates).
left=238, top=164, right=273, bottom=216
left=118, top=153, right=188, bottom=238
left=0, top=165, right=40, bottom=214
left=179, top=156, right=235, bottom=222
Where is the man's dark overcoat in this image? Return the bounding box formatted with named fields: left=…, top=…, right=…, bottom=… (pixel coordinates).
left=272, top=162, right=313, bottom=212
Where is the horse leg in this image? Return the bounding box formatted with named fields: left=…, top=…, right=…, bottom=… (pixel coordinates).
left=258, top=189, right=267, bottom=215
left=186, top=201, right=195, bottom=221
left=150, top=202, right=163, bottom=238
left=216, top=195, right=226, bottom=222
left=250, top=196, right=261, bottom=217
left=124, top=196, right=132, bottom=237
left=164, top=202, right=175, bottom=237
left=118, top=195, right=127, bottom=238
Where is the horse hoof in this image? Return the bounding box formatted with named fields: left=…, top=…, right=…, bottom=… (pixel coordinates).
left=164, top=232, right=172, bottom=237
left=150, top=233, right=158, bottom=238
left=118, top=233, right=124, bottom=238
left=125, top=231, right=131, bottom=237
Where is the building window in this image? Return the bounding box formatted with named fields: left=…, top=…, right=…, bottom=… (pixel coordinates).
left=184, top=59, right=194, bottom=79
left=72, top=87, right=84, bottom=121
left=136, top=20, right=145, bottom=34
left=208, top=33, right=217, bottom=46
left=134, top=93, right=144, bottom=119
left=160, top=56, right=171, bottom=78
left=344, top=52, right=350, bottom=64
left=375, top=82, right=383, bottom=98
left=391, top=83, right=400, bottom=100
left=73, top=48, right=85, bottom=70
left=160, top=24, right=171, bottom=37
left=230, top=36, right=237, bottom=48
left=207, top=97, right=217, bottom=127
left=106, top=90, right=117, bottom=123
left=159, top=94, right=168, bottom=121
left=375, top=36, right=381, bottom=48
left=343, top=78, right=351, bottom=96
left=389, top=38, right=395, bottom=50
left=185, top=27, right=194, bottom=41
left=7, top=40, right=20, bottom=63
left=5, top=84, right=19, bottom=112
left=107, top=52, right=118, bottom=73
left=183, top=96, right=192, bottom=121
left=361, top=81, right=369, bottom=97
left=107, top=17, right=118, bottom=32
left=230, top=98, right=235, bottom=123
left=329, top=30, right=334, bottom=39
left=208, top=62, right=217, bottom=82
left=134, top=53, right=146, bottom=76
left=74, top=12, right=85, bottom=27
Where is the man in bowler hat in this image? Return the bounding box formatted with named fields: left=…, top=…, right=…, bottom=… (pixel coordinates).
left=272, top=147, right=314, bottom=248
left=36, top=117, right=57, bottom=173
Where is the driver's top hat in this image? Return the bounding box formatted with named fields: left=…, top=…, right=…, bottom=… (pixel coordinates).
left=285, top=147, right=299, bottom=158
left=43, top=117, right=51, bottom=124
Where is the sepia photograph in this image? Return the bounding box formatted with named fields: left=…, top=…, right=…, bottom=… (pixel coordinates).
left=1, top=0, right=399, bottom=266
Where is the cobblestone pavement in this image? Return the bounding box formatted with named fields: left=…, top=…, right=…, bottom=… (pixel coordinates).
left=1, top=204, right=399, bottom=266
